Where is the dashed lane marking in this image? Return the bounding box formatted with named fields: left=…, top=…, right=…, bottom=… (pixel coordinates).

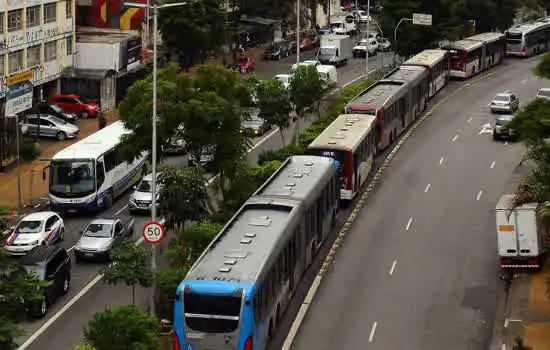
left=368, top=322, right=378, bottom=342
left=439, top=157, right=445, bottom=165
left=405, top=217, right=413, bottom=231
left=389, top=260, right=397, bottom=275
left=476, top=190, right=483, bottom=201
left=424, top=183, right=431, bottom=193
left=491, top=161, right=496, bottom=169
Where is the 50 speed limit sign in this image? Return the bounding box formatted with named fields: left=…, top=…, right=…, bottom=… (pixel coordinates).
left=142, top=221, right=165, bottom=244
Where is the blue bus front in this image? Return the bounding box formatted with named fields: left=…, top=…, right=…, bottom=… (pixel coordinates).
left=174, top=280, right=258, bottom=350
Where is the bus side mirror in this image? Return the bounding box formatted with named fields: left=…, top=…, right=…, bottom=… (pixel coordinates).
left=42, top=164, right=50, bottom=181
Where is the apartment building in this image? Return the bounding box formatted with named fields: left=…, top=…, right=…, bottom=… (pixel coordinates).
left=0, top=0, right=76, bottom=110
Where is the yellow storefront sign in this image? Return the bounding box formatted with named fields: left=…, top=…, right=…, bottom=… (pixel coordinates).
left=7, top=70, right=34, bottom=86
left=498, top=224, right=515, bottom=232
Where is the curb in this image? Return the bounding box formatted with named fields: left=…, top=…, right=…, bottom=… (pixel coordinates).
left=281, top=57, right=534, bottom=350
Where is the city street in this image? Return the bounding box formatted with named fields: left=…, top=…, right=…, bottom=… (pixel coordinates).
left=287, top=57, right=540, bottom=350
left=14, top=51, right=393, bottom=349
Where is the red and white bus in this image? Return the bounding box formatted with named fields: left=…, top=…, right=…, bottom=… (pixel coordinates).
left=402, top=49, right=450, bottom=98
left=307, top=114, right=377, bottom=200
left=442, top=32, right=505, bottom=79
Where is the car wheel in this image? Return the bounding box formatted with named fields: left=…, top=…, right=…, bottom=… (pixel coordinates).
left=493, top=131, right=499, bottom=141
left=56, top=131, right=67, bottom=141
left=62, top=273, right=70, bottom=295
left=38, top=299, right=48, bottom=318
left=59, top=228, right=65, bottom=242
left=81, top=111, right=89, bottom=119
left=278, top=54, right=281, bottom=60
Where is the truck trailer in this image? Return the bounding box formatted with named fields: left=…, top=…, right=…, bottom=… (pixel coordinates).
left=317, top=35, right=353, bottom=66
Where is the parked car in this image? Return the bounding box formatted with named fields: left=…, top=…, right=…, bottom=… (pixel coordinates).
left=236, top=54, right=256, bottom=74
left=291, top=60, right=320, bottom=73
left=264, top=41, right=291, bottom=60
left=535, top=88, right=550, bottom=100
left=493, top=114, right=516, bottom=141
left=4, top=212, right=65, bottom=256
left=377, top=37, right=392, bottom=52
left=188, top=146, right=215, bottom=168
left=36, top=103, right=78, bottom=123
left=353, top=38, right=378, bottom=57
left=51, top=94, right=100, bottom=118
left=164, top=125, right=186, bottom=154
left=300, top=37, right=313, bottom=50
left=73, top=217, right=135, bottom=262
left=489, top=92, right=520, bottom=113
left=275, top=74, right=292, bottom=89
left=128, top=172, right=164, bottom=213
left=352, top=9, right=371, bottom=22
left=19, top=245, right=71, bottom=317
left=241, top=109, right=271, bottom=136
left=21, top=114, right=80, bottom=141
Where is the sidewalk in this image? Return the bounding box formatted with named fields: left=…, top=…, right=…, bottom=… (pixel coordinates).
left=0, top=112, right=119, bottom=211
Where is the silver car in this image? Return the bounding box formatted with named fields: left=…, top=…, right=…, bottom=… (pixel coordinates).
left=21, top=114, right=80, bottom=141
left=535, top=88, right=550, bottom=100
left=128, top=172, right=163, bottom=212
left=489, top=93, right=520, bottom=114
left=493, top=115, right=515, bottom=141
left=73, top=217, right=134, bottom=261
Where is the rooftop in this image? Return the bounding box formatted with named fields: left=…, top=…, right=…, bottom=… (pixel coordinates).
left=349, top=81, right=404, bottom=108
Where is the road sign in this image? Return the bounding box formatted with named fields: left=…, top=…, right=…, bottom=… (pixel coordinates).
left=142, top=220, right=165, bottom=244
left=412, top=13, right=432, bottom=26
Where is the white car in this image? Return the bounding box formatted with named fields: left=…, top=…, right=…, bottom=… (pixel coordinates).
left=352, top=10, right=371, bottom=22
left=535, top=88, right=550, bottom=100
left=377, top=38, right=391, bottom=52
left=275, top=74, right=292, bottom=89
left=353, top=38, right=378, bottom=57
left=4, top=212, right=65, bottom=255
left=291, top=60, right=321, bottom=73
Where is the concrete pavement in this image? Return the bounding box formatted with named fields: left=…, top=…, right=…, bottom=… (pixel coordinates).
left=289, top=57, right=543, bottom=350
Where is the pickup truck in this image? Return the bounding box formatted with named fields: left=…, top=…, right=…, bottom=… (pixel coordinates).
left=73, top=217, right=135, bottom=262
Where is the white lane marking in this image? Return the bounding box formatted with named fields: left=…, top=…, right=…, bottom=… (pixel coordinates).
left=368, top=322, right=378, bottom=342
left=439, top=157, right=444, bottom=165
left=389, top=260, right=397, bottom=275
left=115, top=204, right=128, bottom=216
left=504, top=141, right=508, bottom=145
left=452, top=134, right=459, bottom=142
left=405, top=217, right=413, bottom=231
left=479, top=123, right=493, bottom=135
left=490, top=161, right=496, bottom=169
left=467, top=117, right=472, bottom=123
left=476, top=190, right=483, bottom=201
left=424, top=183, right=431, bottom=193
left=521, top=79, right=528, bottom=85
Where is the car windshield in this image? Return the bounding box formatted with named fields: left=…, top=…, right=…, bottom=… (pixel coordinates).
left=83, top=223, right=113, bottom=238
left=494, top=95, right=510, bottom=102
left=50, top=104, right=63, bottom=113
left=496, top=118, right=513, bottom=126
left=50, top=159, right=95, bottom=198
left=78, top=96, right=93, bottom=104
left=319, top=48, right=336, bottom=55
left=137, top=180, right=153, bottom=192
left=357, top=40, right=367, bottom=45
left=48, top=116, right=66, bottom=125
left=539, top=90, right=550, bottom=97
left=16, top=220, right=43, bottom=234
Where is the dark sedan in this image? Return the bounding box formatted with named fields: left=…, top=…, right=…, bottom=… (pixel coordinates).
left=264, top=41, right=292, bottom=60
left=241, top=112, right=270, bottom=136
left=36, top=103, right=78, bottom=123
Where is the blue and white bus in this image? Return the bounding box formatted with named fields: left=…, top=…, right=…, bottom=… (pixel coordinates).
left=173, top=155, right=340, bottom=350
left=45, top=121, right=148, bottom=213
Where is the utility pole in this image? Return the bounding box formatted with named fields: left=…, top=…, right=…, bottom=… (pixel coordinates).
left=366, top=0, right=370, bottom=78
left=393, top=17, right=412, bottom=65
left=297, top=0, right=300, bottom=64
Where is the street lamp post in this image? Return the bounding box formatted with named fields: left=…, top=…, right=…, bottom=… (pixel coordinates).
left=7, top=114, right=22, bottom=215
left=365, top=0, right=370, bottom=78
left=393, top=17, right=412, bottom=66
left=125, top=0, right=187, bottom=317
left=296, top=0, right=300, bottom=64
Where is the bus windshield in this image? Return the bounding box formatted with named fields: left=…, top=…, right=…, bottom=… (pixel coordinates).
left=50, top=159, right=95, bottom=198
left=183, top=289, right=242, bottom=333
left=506, top=32, right=522, bottom=44
left=307, top=148, right=348, bottom=186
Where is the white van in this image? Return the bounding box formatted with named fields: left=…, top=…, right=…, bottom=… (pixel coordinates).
left=316, top=65, right=338, bottom=84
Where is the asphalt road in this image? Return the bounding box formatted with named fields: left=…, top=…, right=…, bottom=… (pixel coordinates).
left=14, top=51, right=393, bottom=349
left=289, top=58, right=542, bottom=350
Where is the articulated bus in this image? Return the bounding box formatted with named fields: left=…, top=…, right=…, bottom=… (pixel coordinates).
left=441, top=32, right=506, bottom=78
left=174, top=156, right=340, bottom=350
left=402, top=49, right=450, bottom=98
left=506, top=17, right=550, bottom=57
left=308, top=114, right=377, bottom=200
left=45, top=121, right=148, bottom=213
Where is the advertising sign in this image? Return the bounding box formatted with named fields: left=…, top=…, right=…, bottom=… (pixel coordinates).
left=125, top=38, right=142, bottom=71
left=412, top=13, right=432, bottom=26
left=5, top=70, right=34, bottom=116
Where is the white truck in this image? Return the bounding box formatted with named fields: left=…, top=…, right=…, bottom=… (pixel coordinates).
left=317, top=35, right=353, bottom=66
left=329, top=16, right=357, bottom=35
left=495, top=194, right=546, bottom=268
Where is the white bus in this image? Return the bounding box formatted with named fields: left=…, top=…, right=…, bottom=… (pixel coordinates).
left=307, top=114, right=377, bottom=200
left=442, top=32, right=506, bottom=78
left=402, top=49, right=450, bottom=98
left=506, top=17, right=550, bottom=57
left=45, top=121, right=148, bottom=213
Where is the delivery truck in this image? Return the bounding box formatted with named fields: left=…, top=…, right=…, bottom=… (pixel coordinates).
left=317, top=35, right=353, bottom=66
left=495, top=194, right=546, bottom=268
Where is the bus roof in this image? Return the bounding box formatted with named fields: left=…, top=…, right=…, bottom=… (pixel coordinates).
left=467, top=32, right=505, bottom=43
left=51, top=121, right=130, bottom=161
left=308, top=114, right=376, bottom=152
left=185, top=197, right=302, bottom=284
left=445, top=38, right=483, bottom=51
left=347, top=81, right=405, bottom=109
left=254, top=155, right=337, bottom=201
left=402, top=49, right=448, bottom=68
left=380, top=65, right=427, bottom=84
left=507, top=17, right=550, bottom=34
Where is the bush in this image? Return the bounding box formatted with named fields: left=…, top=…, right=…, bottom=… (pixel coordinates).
left=258, top=144, right=305, bottom=165
left=248, top=160, right=283, bottom=187
left=326, top=78, right=376, bottom=120
left=298, top=120, right=332, bottom=149
left=156, top=268, right=188, bottom=321
left=19, top=139, right=39, bottom=161
left=164, top=220, right=223, bottom=267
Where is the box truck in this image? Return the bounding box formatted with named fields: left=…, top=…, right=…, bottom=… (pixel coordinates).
left=495, top=194, right=546, bottom=268
left=317, top=35, right=353, bottom=66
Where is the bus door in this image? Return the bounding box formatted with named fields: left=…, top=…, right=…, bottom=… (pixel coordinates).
left=480, top=44, right=487, bottom=70
left=353, top=152, right=359, bottom=194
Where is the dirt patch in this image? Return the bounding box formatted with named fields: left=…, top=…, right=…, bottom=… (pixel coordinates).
left=528, top=267, right=550, bottom=316
left=524, top=322, right=550, bottom=350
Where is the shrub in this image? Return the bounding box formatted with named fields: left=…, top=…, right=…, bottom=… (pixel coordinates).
left=156, top=268, right=188, bottom=321
left=326, top=78, right=376, bottom=120
left=298, top=120, right=332, bottom=149
left=248, top=160, right=283, bottom=187
left=19, top=139, right=39, bottom=161
left=258, top=144, right=305, bottom=165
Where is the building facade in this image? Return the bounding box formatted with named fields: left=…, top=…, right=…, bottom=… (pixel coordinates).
left=76, top=0, right=146, bottom=30
left=0, top=0, right=76, bottom=102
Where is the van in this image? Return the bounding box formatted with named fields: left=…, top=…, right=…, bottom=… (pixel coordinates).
left=316, top=65, right=338, bottom=84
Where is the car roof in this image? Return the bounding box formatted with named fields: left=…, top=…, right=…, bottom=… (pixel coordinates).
left=22, top=211, right=56, bottom=221
left=54, top=94, right=79, bottom=99
left=19, top=245, right=64, bottom=265
left=494, top=92, right=512, bottom=97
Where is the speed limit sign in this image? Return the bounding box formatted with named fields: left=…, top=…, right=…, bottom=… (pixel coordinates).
left=142, top=221, right=165, bottom=244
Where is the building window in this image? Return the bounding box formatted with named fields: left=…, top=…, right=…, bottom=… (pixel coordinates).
left=66, top=0, right=73, bottom=18
left=7, top=9, right=22, bottom=32
left=8, top=50, right=23, bottom=73
left=66, top=36, right=73, bottom=55
left=45, top=41, right=57, bottom=61
left=27, top=45, right=40, bottom=67
left=44, top=3, right=57, bottom=24
left=26, top=6, right=40, bottom=28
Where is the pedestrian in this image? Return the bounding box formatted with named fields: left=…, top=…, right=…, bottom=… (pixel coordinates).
left=98, top=111, right=107, bottom=130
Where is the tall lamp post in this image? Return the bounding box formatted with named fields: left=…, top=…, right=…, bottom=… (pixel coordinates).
left=7, top=114, right=22, bottom=215
left=393, top=17, right=412, bottom=66
left=125, top=0, right=187, bottom=317
left=365, top=0, right=370, bottom=78
left=296, top=0, right=300, bottom=64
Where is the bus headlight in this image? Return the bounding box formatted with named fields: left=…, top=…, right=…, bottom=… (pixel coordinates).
left=85, top=196, right=95, bottom=204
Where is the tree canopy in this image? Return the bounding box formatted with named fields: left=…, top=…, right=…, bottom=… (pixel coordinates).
left=257, top=79, right=292, bottom=145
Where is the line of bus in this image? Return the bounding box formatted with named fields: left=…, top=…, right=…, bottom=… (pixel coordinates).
left=401, top=49, right=450, bottom=98
left=505, top=17, right=550, bottom=57
left=44, top=121, right=148, bottom=213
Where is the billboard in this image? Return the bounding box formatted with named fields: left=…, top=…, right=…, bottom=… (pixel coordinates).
left=5, top=70, right=34, bottom=116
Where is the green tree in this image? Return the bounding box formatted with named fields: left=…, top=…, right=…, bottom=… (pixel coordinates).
left=164, top=220, right=222, bottom=267
left=242, top=75, right=262, bottom=107
left=158, top=165, right=209, bottom=229
left=257, top=79, right=292, bottom=145
left=84, top=304, right=159, bottom=350
left=101, top=240, right=153, bottom=304
left=289, top=65, right=324, bottom=140
left=73, top=344, right=97, bottom=350
left=155, top=268, right=189, bottom=321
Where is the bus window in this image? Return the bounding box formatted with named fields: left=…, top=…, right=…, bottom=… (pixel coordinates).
left=96, top=160, right=105, bottom=189
left=184, top=289, right=243, bottom=333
